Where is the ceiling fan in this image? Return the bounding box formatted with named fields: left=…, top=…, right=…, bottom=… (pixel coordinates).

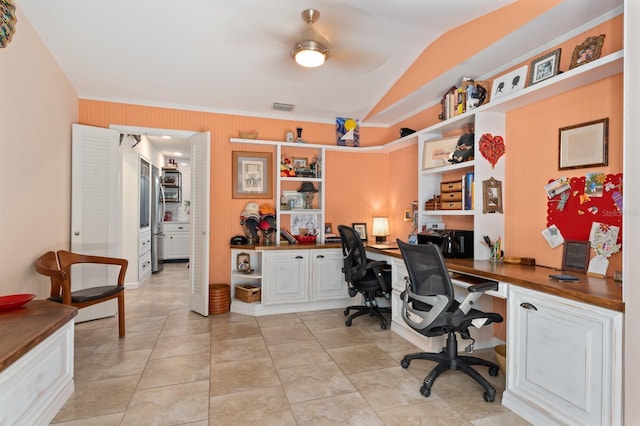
left=290, top=9, right=329, bottom=68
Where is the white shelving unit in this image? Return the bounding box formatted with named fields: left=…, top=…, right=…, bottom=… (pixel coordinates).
left=413, top=51, right=623, bottom=260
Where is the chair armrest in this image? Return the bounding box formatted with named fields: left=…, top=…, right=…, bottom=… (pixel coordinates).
left=367, top=260, right=391, bottom=292
left=365, top=260, right=387, bottom=270
left=468, top=281, right=498, bottom=293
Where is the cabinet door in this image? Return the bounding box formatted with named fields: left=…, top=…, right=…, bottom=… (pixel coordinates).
left=310, top=249, right=346, bottom=301
left=165, top=232, right=190, bottom=259
left=507, top=286, right=621, bottom=425
left=263, top=251, right=309, bottom=305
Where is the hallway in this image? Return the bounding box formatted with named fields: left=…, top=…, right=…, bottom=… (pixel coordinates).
left=51, top=263, right=527, bottom=425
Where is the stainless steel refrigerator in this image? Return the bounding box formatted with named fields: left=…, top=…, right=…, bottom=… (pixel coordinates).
left=151, top=165, right=165, bottom=272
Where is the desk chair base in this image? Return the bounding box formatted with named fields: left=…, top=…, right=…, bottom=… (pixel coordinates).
left=344, top=303, right=391, bottom=329
left=400, top=331, right=499, bottom=402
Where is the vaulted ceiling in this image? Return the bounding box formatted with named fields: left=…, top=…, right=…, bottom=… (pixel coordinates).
left=17, top=0, right=621, bottom=129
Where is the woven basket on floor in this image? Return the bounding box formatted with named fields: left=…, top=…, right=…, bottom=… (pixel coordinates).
left=209, top=283, right=231, bottom=314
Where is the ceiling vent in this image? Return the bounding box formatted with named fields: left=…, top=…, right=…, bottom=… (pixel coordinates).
left=272, top=102, right=295, bottom=112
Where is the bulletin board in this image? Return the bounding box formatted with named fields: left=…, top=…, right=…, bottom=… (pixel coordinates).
left=546, top=173, right=622, bottom=244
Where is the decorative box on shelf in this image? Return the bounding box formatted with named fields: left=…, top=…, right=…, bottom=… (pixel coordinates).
left=440, top=180, right=463, bottom=210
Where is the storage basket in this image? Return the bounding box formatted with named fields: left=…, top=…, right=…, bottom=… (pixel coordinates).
left=235, top=284, right=261, bottom=303
left=209, top=283, right=230, bottom=314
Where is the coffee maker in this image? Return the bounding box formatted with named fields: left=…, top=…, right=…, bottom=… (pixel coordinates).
left=417, top=230, right=474, bottom=258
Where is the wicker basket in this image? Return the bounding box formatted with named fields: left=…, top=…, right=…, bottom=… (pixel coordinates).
left=209, top=283, right=230, bottom=314
left=235, top=284, right=261, bottom=303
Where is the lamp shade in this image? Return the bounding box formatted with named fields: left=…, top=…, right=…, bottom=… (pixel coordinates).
left=372, top=216, right=390, bottom=243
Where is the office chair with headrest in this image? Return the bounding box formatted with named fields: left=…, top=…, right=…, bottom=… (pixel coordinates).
left=396, top=239, right=503, bottom=402
left=338, top=225, right=391, bottom=329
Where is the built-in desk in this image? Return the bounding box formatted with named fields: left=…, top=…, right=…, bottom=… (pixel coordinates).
left=366, top=246, right=623, bottom=425
left=0, top=300, right=77, bottom=425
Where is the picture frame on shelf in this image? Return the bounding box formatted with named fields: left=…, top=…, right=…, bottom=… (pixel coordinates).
left=422, top=136, right=459, bottom=170
left=569, top=34, right=605, bottom=69
left=291, top=214, right=318, bottom=235
left=232, top=151, right=273, bottom=199
left=291, top=156, right=308, bottom=168
left=490, top=64, right=528, bottom=100
left=561, top=240, right=590, bottom=273
left=324, top=223, right=333, bottom=234
left=352, top=222, right=368, bottom=241
left=404, top=210, right=413, bottom=222
left=236, top=252, right=251, bottom=272
left=282, top=190, right=303, bottom=209
left=528, top=48, right=561, bottom=85
left=558, top=118, right=608, bottom=170
left=482, top=177, right=503, bottom=214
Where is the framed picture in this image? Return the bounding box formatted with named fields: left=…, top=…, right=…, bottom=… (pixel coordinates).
left=562, top=240, right=590, bottom=273
left=232, top=151, right=273, bottom=199
left=422, top=136, right=459, bottom=170
left=569, top=34, right=605, bottom=69
left=482, top=177, right=503, bottom=214
left=282, top=190, right=303, bottom=209
left=352, top=222, right=368, bottom=241
left=529, top=48, right=561, bottom=85
left=404, top=209, right=413, bottom=222
left=291, top=214, right=317, bottom=235
left=491, top=73, right=510, bottom=100
left=236, top=252, right=251, bottom=272
left=324, top=223, right=333, bottom=234
left=558, top=118, right=608, bottom=170
left=291, top=156, right=308, bottom=168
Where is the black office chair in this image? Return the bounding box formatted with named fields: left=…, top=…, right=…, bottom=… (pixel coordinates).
left=338, top=225, right=392, bottom=329
left=396, top=239, right=503, bottom=402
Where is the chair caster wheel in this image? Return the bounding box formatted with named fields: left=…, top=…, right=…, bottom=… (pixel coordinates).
left=483, top=391, right=495, bottom=402
left=420, top=385, right=431, bottom=397
left=489, top=366, right=499, bottom=376
left=401, top=359, right=410, bottom=369
left=343, top=308, right=349, bottom=316
left=381, top=323, right=387, bottom=330
left=345, top=319, right=352, bottom=326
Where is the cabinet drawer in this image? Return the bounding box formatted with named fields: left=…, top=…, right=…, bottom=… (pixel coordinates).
left=139, top=251, right=151, bottom=279
left=139, top=230, right=151, bottom=256
left=440, top=181, right=462, bottom=192
left=164, top=222, right=190, bottom=232
left=441, top=191, right=462, bottom=201
left=441, top=201, right=463, bottom=210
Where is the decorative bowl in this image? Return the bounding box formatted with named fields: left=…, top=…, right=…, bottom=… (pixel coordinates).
left=294, top=235, right=317, bottom=244
left=238, top=131, right=258, bottom=139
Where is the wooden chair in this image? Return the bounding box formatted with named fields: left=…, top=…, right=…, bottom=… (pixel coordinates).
left=35, top=250, right=128, bottom=338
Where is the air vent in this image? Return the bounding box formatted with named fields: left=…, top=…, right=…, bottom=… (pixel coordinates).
left=272, top=102, right=294, bottom=112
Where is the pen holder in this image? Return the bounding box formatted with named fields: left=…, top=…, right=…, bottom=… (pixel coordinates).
left=489, top=244, right=503, bottom=263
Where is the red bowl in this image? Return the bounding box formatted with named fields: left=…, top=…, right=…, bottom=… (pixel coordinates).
left=294, top=235, right=317, bottom=244
left=0, top=294, right=36, bottom=311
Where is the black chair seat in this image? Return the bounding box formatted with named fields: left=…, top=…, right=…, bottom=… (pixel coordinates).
left=48, top=285, right=123, bottom=304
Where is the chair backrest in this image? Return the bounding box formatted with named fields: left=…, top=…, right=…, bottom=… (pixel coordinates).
left=397, top=239, right=455, bottom=330
left=338, top=225, right=368, bottom=282
left=35, top=251, right=68, bottom=301
left=57, top=250, right=128, bottom=287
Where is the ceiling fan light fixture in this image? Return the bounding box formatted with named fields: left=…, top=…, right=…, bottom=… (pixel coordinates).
left=291, top=40, right=329, bottom=68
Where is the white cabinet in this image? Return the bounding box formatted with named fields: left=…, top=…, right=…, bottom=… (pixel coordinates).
left=310, top=249, right=347, bottom=301
left=163, top=222, right=190, bottom=260
left=263, top=250, right=309, bottom=305
left=230, top=247, right=348, bottom=315
left=503, top=286, right=622, bottom=426
left=138, top=229, right=152, bottom=281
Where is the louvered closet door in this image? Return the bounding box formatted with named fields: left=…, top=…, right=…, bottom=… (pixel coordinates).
left=71, top=124, right=121, bottom=322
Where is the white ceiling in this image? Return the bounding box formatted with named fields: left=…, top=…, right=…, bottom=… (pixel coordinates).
left=18, top=0, right=622, bottom=146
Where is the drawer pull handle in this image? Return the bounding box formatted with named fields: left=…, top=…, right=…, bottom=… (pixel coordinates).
left=295, top=256, right=304, bottom=259
left=316, top=255, right=325, bottom=259
left=520, top=302, right=537, bottom=311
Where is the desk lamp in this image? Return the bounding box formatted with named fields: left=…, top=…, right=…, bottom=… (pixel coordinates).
left=372, top=217, right=390, bottom=243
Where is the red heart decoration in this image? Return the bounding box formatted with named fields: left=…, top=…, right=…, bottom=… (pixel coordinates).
left=479, top=133, right=505, bottom=168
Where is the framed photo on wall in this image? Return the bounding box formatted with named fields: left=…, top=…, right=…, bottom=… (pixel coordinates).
left=232, top=151, right=273, bottom=199
left=558, top=118, right=608, bottom=170
left=482, top=177, right=503, bottom=214
left=352, top=222, right=368, bottom=241
left=422, top=137, right=459, bottom=170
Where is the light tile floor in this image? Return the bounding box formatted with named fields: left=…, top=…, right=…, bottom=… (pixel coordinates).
left=51, top=263, right=530, bottom=425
